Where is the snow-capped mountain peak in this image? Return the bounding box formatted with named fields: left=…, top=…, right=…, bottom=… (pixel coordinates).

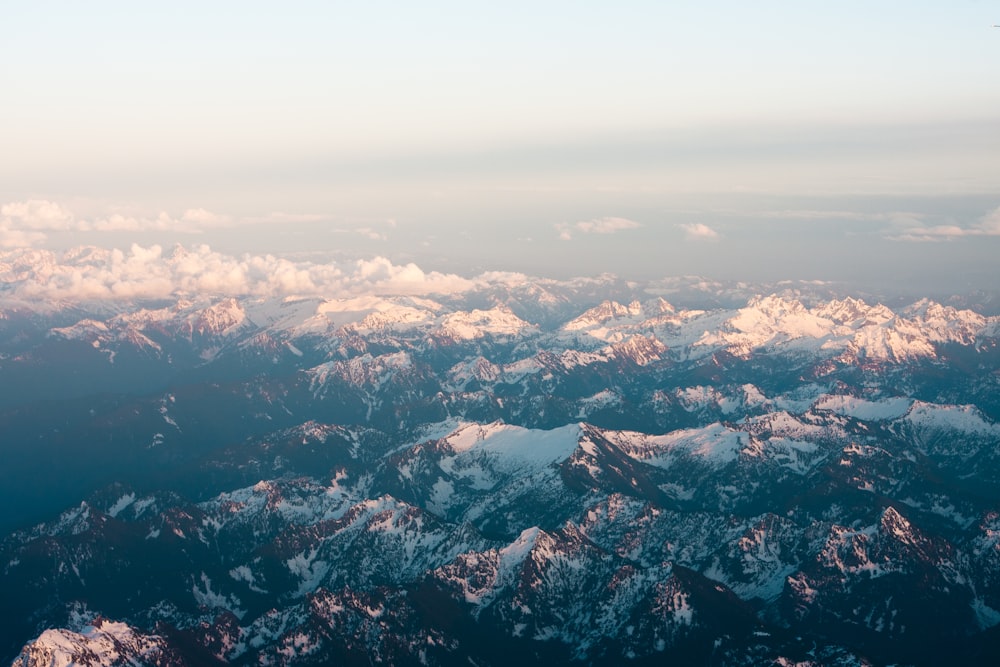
left=11, top=618, right=178, bottom=667
left=437, top=303, right=534, bottom=341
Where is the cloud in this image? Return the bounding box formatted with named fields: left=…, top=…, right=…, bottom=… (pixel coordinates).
left=355, top=227, right=388, bottom=241
left=577, top=217, right=642, bottom=235
left=0, top=200, right=233, bottom=237
left=331, top=226, right=390, bottom=241
left=889, top=225, right=967, bottom=243
left=555, top=216, right=641, bottom=240
left=90, top=209, right=232, bottom=233
left=886, top=206, right=1000, bottom=242
left=0, top=201, right=64, bottom=247
left=976, top=207, right=1000, bottom=234
left=1, top=200, right=75, bottom=230
left=327, top=217, right=396, bottom=242
left=0, top=243, right=477, bottom=301
left=678, top=223, right=720, bottom=241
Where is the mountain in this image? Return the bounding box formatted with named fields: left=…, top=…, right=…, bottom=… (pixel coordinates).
left=2, top=275, right=1000, bottom=665
left=11, top=618, right=186, bottom=667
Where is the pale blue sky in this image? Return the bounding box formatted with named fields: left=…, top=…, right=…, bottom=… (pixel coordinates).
left=2, top=1, right=999, bottom=292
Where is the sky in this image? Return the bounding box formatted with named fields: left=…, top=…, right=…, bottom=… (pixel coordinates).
left=2, top=1, right=999, bottom=296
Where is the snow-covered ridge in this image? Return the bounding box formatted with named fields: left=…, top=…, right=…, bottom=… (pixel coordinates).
left=563, top=299, right=645, bottom=331
left=813, top=395, right=914, bottom=421
left=11, top=618, right=176, bottom=667
left=307, top=351, right=415, bottom=395
left=437, top=304, right=535, bottom=341
left=32, top=291, right=997, bottom=372
left=607, top=423, right=749, bottom=467
left=688, top=294, right=995, bottom=362
left=435, top=421, right=582, bottom=466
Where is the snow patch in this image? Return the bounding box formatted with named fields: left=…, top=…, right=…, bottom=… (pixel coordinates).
left=106, top=492, right=136, bottom=518
left=814, top=395, right=913, bottom=421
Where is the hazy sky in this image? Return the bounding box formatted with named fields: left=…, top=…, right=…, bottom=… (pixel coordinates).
left=2, top=1, right=999, bottom=294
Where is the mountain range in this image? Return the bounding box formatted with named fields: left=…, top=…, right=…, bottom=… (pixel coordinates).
left=2, top=271, right=1000, bottom=665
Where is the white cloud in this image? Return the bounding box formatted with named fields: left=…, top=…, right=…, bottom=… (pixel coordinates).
left=355, top=227, right=387, bottom=241
left=0, top=200, right=232, bottom=236
left=678, top=222, right=720, bottom=241
left=331, top=226, right=390, bottom=241
left=90, top=209, right=232, bottom=234
left=886, top=206, right=1000, bottom=242
left=889, top=225, right=966, bottom=242
left=1, top=200, right=75, bottom=230
left=555, top=216, right=641, bottom=240
left=576, top=217, right=641, bottom=235
left=0, top=243, right=477, bottom=301
left=977, top=207, right=1000, bottom=234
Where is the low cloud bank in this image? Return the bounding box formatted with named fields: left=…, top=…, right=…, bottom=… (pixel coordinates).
left=0, top=244, right=477, bottom=301
left=0, top=200, right=233, bottom=245
left=887, top=206, right=1000, bottom=242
